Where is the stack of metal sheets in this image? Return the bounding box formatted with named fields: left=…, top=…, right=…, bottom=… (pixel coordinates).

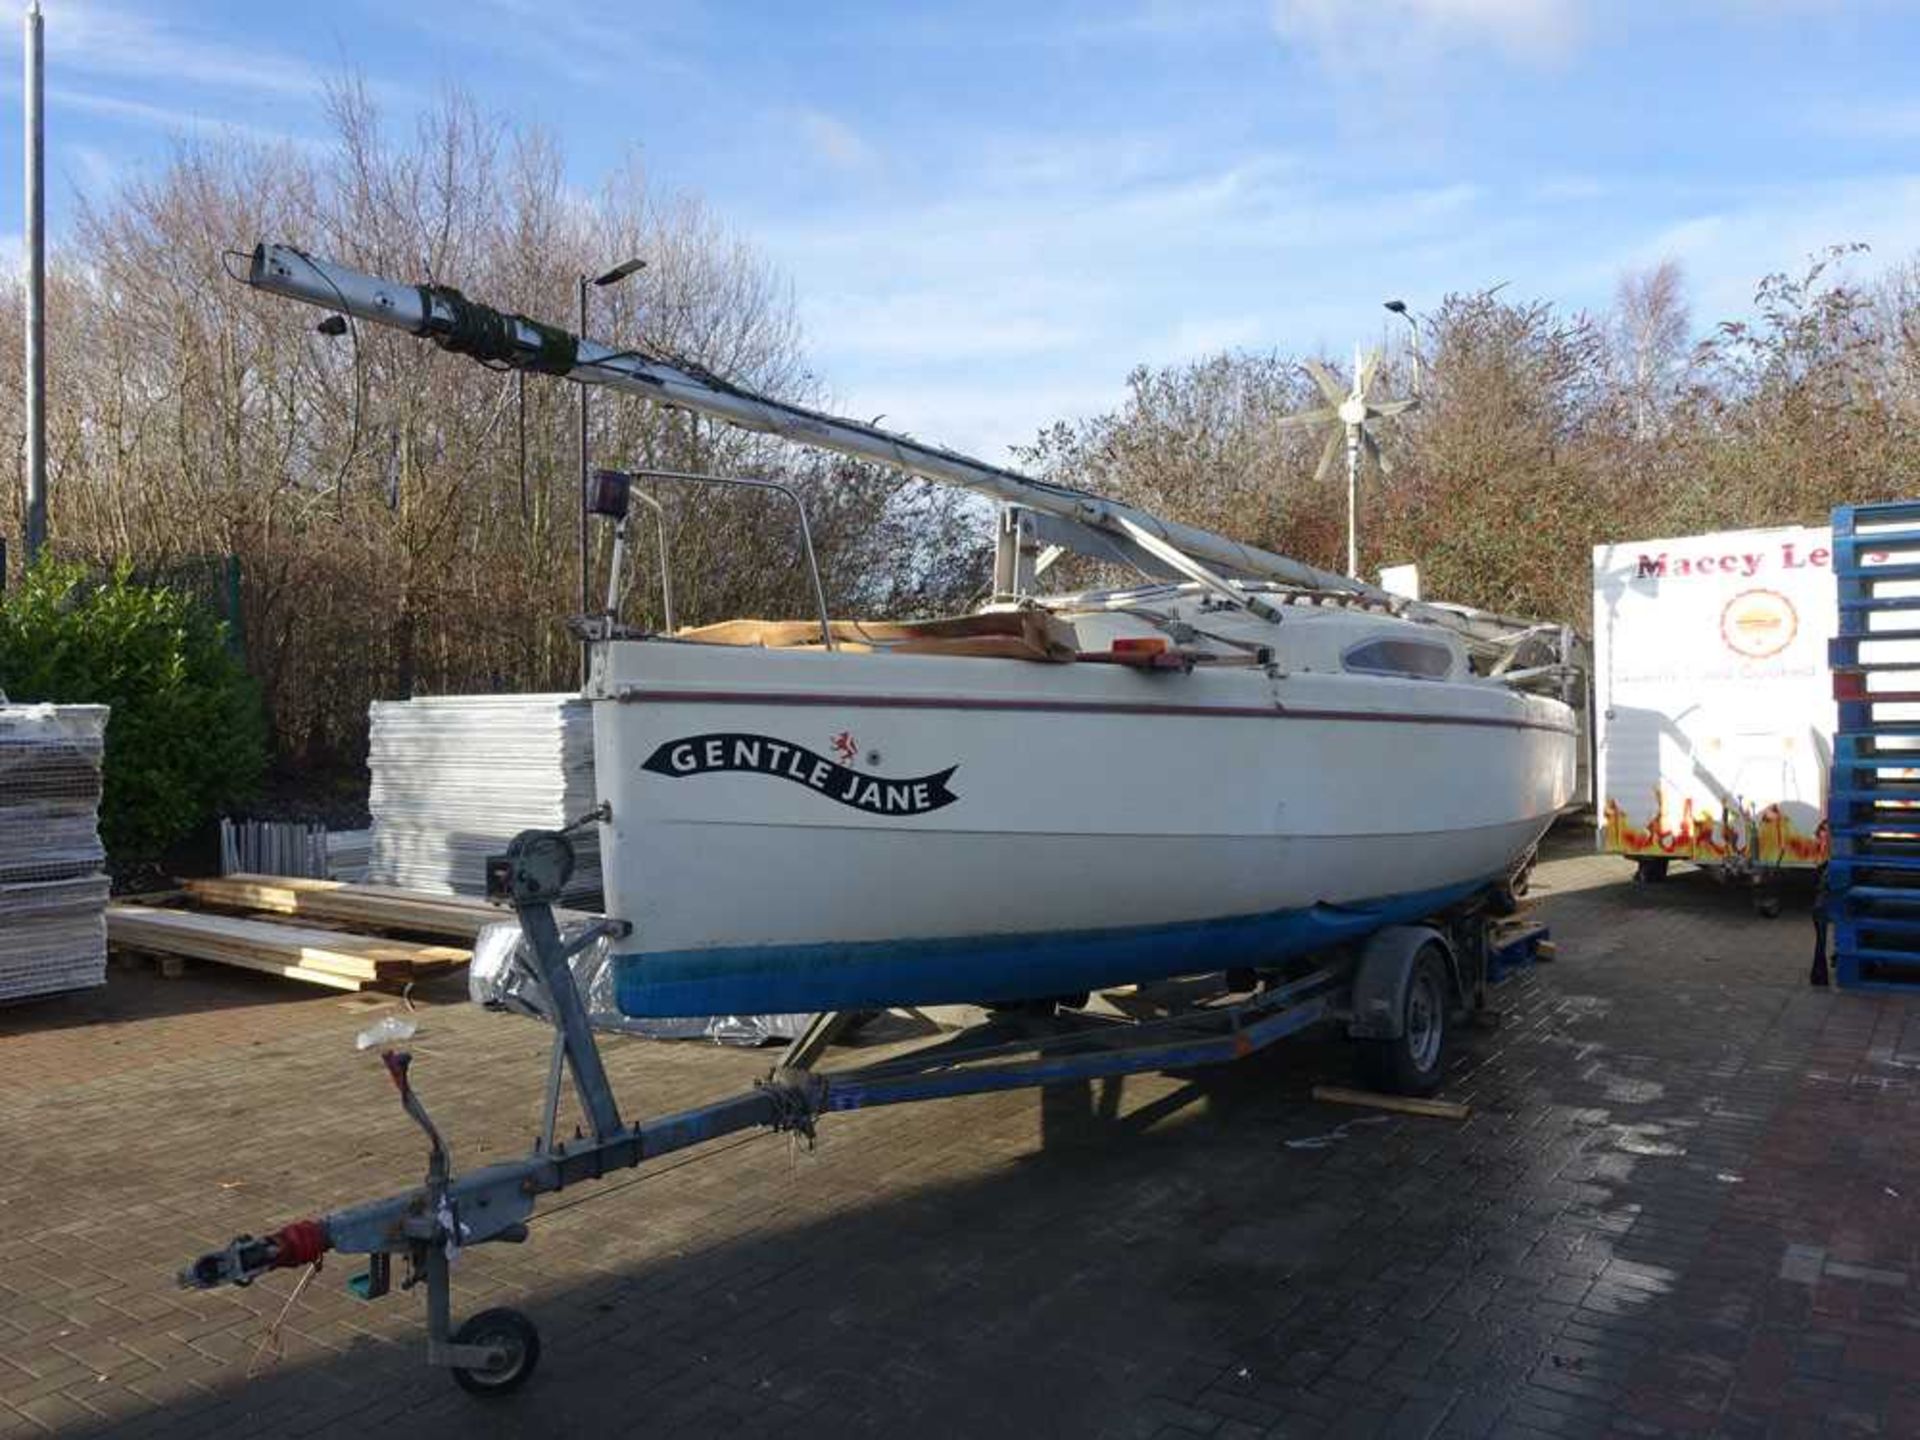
left=367, top=695, right=601, bottom=905
left=0, top=705, right=110, bottom=1002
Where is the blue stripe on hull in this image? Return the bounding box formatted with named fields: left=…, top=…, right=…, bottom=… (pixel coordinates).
left=611, top=876, right=1496, bottom=1017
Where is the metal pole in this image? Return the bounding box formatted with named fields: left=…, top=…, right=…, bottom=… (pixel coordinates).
left=1385, top=300, right=1422, bottom=401
left=1405, top=312, right=1423, bottom=399
left=576, top=274, right=590, bottom=686
left=1345, top=427, right=1360, bottom=579
left=23, top=1, right=46, bottom=566
left=616, top=467, right=834, bottom=649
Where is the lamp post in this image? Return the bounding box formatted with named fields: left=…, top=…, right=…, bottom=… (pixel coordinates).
left=1383, top=298, right=1421, bottom=399
left=578, top=257, right=646, bottom=683
left=23, top=0, right=46, bottom=568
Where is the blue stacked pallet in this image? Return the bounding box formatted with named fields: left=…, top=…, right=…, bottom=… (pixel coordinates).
left=1827, top=500, right=1920, bottom=989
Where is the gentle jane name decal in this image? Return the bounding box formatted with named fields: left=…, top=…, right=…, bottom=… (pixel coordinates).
left=641, top=733, right=959, bottom=815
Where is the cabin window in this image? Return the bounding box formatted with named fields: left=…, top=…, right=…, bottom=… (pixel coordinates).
left=1342, top=636, right=1456, bottom=680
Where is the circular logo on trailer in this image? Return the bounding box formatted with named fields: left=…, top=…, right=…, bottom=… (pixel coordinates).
left=1720, top=588, right=1797, bottom=659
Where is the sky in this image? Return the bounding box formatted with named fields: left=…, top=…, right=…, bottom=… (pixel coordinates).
left=2, top=0, right=1919, bottom=461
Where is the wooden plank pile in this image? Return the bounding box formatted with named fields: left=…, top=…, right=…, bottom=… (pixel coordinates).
left=106, top=906, right=467, bottom=992
left=104, top=875, right=514, bottom=993
left=181, top=874, right=508, bottom=942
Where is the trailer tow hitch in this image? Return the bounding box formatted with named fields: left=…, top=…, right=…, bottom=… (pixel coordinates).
left=180, top=1034, right=536, bottom=1384
left=176, top=826, right=629, bottom=1394
left=180, top=1220, right=328, bottom=1291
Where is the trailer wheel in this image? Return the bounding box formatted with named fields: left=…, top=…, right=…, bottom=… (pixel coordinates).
left=1355, top=945, right=1450, bottom=1098
left=1633, top=857, right=1670, bottom=885
left=450, top=1307, right=541, bottom=1396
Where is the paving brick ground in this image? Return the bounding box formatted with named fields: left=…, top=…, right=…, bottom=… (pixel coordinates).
left=3, top=833, right=1918, bottom=1438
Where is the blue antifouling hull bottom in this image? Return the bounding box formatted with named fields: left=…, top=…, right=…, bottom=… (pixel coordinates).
left=611, top=876, right=1495, bottom=1017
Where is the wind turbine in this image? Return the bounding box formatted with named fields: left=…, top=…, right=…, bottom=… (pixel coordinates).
left=1277, top=343, right=1419, bottom=579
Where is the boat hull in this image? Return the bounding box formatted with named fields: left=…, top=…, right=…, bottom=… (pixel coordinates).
left=590, top=641, right=1577, bottom=1015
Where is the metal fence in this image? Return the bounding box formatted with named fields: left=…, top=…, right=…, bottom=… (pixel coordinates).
left=127, top=554, right=246, bottom=658
left=219, top=818, right=328, bottom=879
left=4, top=549, right=247, bottom=658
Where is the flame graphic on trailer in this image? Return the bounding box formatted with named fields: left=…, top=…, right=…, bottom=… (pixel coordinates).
left=1591, top=525, right=1841, bottom=873
left=1600, top=791, right=1829, bottom=866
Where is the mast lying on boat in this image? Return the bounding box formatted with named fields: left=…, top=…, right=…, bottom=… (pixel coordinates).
left=243, top=244, right=1405, bottom=610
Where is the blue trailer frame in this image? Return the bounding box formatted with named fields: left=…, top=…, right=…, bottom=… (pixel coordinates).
left=180, top=828, right=1549, bottom=1396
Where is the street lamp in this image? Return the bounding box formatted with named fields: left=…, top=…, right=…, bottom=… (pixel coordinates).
left=579, top=257, right=647, bottom=682
left=1383, top=299, right=1421, bottom=399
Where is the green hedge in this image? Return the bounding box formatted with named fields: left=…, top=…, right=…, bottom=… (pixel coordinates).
left=0, top=561, right=266, bottom=858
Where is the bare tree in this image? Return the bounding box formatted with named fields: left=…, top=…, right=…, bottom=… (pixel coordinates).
left=1614, top=260, right=1692, bottom=441
left=0, top=82, right=988, bottom=764
left=1017, top=248, right=1920, bottom=630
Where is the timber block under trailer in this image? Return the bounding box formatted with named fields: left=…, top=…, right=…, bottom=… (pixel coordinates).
left=179, top=829, right=1551, bottom=1397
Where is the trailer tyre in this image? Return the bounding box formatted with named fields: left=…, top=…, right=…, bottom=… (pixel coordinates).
left=1354, top=946, right=1450, bottom=1098
left=1633, top=858, right=1670, bottom=885
left=451, top=1308, right=541, bottom=1396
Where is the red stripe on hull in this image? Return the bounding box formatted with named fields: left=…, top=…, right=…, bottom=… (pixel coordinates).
left=609, top=687, right=1576, bottom=735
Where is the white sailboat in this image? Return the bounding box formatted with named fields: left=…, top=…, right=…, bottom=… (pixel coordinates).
left=243, top=245, right=1579, bottom=1016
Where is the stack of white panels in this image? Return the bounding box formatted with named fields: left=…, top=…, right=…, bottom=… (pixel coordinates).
left=367, top=695, right=600, bottom=904
left=0, top=705, right=110, bottom=1002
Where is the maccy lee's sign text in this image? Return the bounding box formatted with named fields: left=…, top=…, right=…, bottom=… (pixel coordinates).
left=641, top=733, right=959, bottom=816
left=1634, top=539, right=1828, bottom=581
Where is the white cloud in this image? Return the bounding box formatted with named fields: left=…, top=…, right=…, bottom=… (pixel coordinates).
left=768, top=145, right=1476, bottom=281
left=1513, top=173, right=1920, bottom=336
left=45, top=87, right=320, bottom=150
left=61, top=142, right=117, bottom=197
left=754, top=131, right=1486, bottom=455
left=424, top=0, right=706, bottom=89
left=1534, top=175, right=1608, bottom=201
left=1813, top=101, right=1920, bottom=141
left=801, top=289, right=1081, bottom=361
left=9, top=1, right=322, bottom=98
left=768, top=110, right=1920, bottom=461
left=794, top=108, right=877, bottom=172
left=1158, top=315, right=1270, bottom=359
left=1271, top=0, right=1584, bottom=67
left=1617, top=177, right=1920, bottom=321
left=1066, top=0, right=1267, bottom=42
left=825, top=375, right=1135, bottom=467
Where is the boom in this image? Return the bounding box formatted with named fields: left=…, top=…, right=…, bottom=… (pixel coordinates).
left=244, top=244, right=1400, bottom=605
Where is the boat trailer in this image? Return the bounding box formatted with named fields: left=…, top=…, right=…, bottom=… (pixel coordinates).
left=178, top=828, right=1551, bottom=1396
